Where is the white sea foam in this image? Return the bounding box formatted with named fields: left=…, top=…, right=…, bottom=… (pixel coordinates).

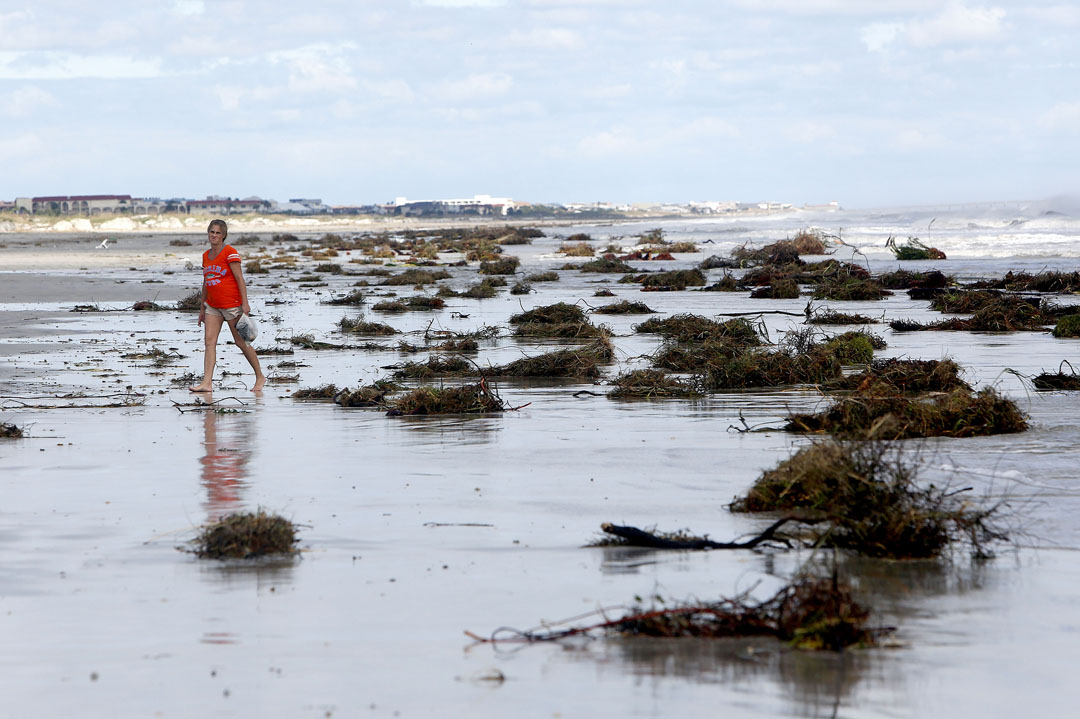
left=640, top=203, right=1080, bottom=259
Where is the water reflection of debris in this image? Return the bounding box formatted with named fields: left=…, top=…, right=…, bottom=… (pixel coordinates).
left=573, top=635, right=901, bottom=719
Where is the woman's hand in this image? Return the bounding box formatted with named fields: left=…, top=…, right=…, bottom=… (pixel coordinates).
left=242, top=301, right=250, bottom=316
left=198, top=307, right=206, bottom=326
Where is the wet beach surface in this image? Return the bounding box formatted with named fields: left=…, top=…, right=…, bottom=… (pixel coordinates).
left=3, top=216, right=1080, bottom=717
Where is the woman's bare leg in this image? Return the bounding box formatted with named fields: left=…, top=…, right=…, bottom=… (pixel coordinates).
left=225, top=319, right=266, bottom=391
left=190, top=314, right=225, bottom=392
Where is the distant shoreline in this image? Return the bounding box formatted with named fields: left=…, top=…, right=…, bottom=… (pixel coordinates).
left=0, top=208, right=803, bottom=235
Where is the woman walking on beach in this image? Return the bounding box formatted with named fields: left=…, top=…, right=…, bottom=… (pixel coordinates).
left=189, top=219, right=265, bottom=392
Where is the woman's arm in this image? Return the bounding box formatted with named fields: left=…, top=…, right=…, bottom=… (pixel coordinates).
left=197, top=274, right=207, bottom=326
left=229, top=261, right=251, bottom=316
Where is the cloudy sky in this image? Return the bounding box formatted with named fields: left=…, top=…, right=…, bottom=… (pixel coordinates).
left=1, top=1, right=1077, bottom=207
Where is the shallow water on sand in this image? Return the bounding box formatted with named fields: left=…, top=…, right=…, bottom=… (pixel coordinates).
left=2, top=220, right=1080, bottom=717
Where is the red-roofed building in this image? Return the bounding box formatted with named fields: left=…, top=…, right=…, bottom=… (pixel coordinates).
left=19, top=194, right=135, bottom=215
left=14, top=194, right=188, bottom=215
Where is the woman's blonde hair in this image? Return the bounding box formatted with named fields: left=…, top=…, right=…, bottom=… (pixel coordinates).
left=207, top=219, right=228, bottom=238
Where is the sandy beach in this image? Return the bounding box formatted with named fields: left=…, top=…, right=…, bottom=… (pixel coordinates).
left=3, top=215, right=1080, bottom=718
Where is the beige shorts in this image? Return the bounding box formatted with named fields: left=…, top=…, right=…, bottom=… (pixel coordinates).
left=204, top=303, right=243, bottom=321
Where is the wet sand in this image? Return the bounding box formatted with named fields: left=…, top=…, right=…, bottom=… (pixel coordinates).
left=2, top=224, right=1080, bottom=717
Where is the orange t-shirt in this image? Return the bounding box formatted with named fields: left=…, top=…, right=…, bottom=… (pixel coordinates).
left=203, top=245, right=243, bottom=308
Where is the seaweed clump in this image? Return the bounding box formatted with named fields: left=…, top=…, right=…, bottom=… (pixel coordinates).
left=510, top=302, right=609, bottom=338
left=175, top=290, right=203, bottom=311
left=495, top=575, right=885, bottom=651
left=372, top=295, right=445, bottom=312
left=493, top=339, right=613, bottom=379
left=812, top=277, right=891, bottom=301
left=791, top=231, right=828, bottom=255
left=607, top=369, right=703, bottom=398
left=338, top=317, right=398, bottom=335
left=806, top=308, right=879, bottom=325
left=1027, top=361, right=1080, bottom=390
left=887, top=237, right=946, bottom=260
left=192, top=510, right=299, bottom=559
left=827, top=358, right=969, bottom=393
left=635, top=314, right=763, bottom=344
left=1, top=422, right=24, bottom=438
left=820, top=331, right=882, bottom=364
left=385, top=381, right=508, bottom=415
left=1052, top=314, right=1080, bottom=338
left=510, top=302, right=586, bottom=325
left=786, top=387, right=1027, bottom=439
left=132, top=300, right=171, bottom=311
left=1032, top=371, right=1080, bottom=390
left=592, top=300, right=656, bottom=314
left=292, top=384, right=339, bottom=399
left=731, top=440, right=1006, bottom=559
left=479, top=256, right=520, bottom=275
left=325, top=290, right=366, bottom=306
left=749, top=279, right=800, bottom=299
left=627, top=268, right=706, bottom=291
left=702, top=347, right=841, bottom=390
left=559, top=241, right=595, bottom=257
left=877, top=269, right=949, bottom=290
left=571, top=257, right=636, bottom=273
left=892, top=297, right=1053, bottom=332
left=928, top=290, right=1014, bottom=314
left=731, top=241, right=804, bottom=267
left=701, top=274, right=740, bottom=292
left=969, top=270, right=1080, bottom=293
left=615, top=576, right=877, bottom=650
left=390, top=355, right=476, bottom=379
left=335, top=382, right=397, bottom=407
left=381, top=268, right=451, bottom=286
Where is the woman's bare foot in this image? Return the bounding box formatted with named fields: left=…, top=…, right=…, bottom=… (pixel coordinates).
left=189, top=384, right=213, bottom=393
left=253, top=376, right=266, bottom=392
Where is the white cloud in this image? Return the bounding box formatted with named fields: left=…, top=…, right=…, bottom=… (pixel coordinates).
left=0, top=87, right=59, bottom=117
left=1019, top=5, right=1080, bottom=27
left=906, top=3, right=1005, bottom=47
left=0, top=9, right=32, bottom=27
left=783, top=121, right=837, bottom=144
left=0, top=132, right=44, bottom=163
left=577, top=127, right=641, bottom=157
left=1039, top=101, right=1080, bottom=132
left=728, top=0, right=936, bottom=15
left=363, top=79, right=416, bottom=103
left=267, top=44, right=359, bottom=93
left=172, top=1, right=205, bottom=17
left=861, top=22, right=903, bottom=52
left=671, top=117, right=741, bottom=142
left=891, top=127, right=945, bottom=150
left=213, top=85, right=282, bottom=112
left=418, top=0, right=507, bottom=6
left=504, top=27, right=584, bottom=50
left=652, top=59, right=688, bottom=92
left=435, top=100, right=543, bottom=123
left=589, top=83, right=633, bottom=100
left=0, top=51, right=163, bottom=79
left=435, top=72, right=513, bottom=100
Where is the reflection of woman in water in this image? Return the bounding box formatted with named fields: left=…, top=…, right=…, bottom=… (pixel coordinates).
left=189, top=218, right=265, bottom=392
left=199, top=408, right=254, bottom=520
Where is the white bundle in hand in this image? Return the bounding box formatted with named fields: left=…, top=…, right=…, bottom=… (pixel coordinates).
left=235, top=314, right=259, bottom=342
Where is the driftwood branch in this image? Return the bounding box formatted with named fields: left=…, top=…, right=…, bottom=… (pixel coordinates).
left=600, top=517, right=810, bottom=550
left=715, top=310, right=805, bottom=318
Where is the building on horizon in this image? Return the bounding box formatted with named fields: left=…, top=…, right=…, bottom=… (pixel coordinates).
left=382, top=194, right=517, bottom=216
left=185, top=196, right=271, bottom=214
left=13, top=194, right=272, bottom=216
